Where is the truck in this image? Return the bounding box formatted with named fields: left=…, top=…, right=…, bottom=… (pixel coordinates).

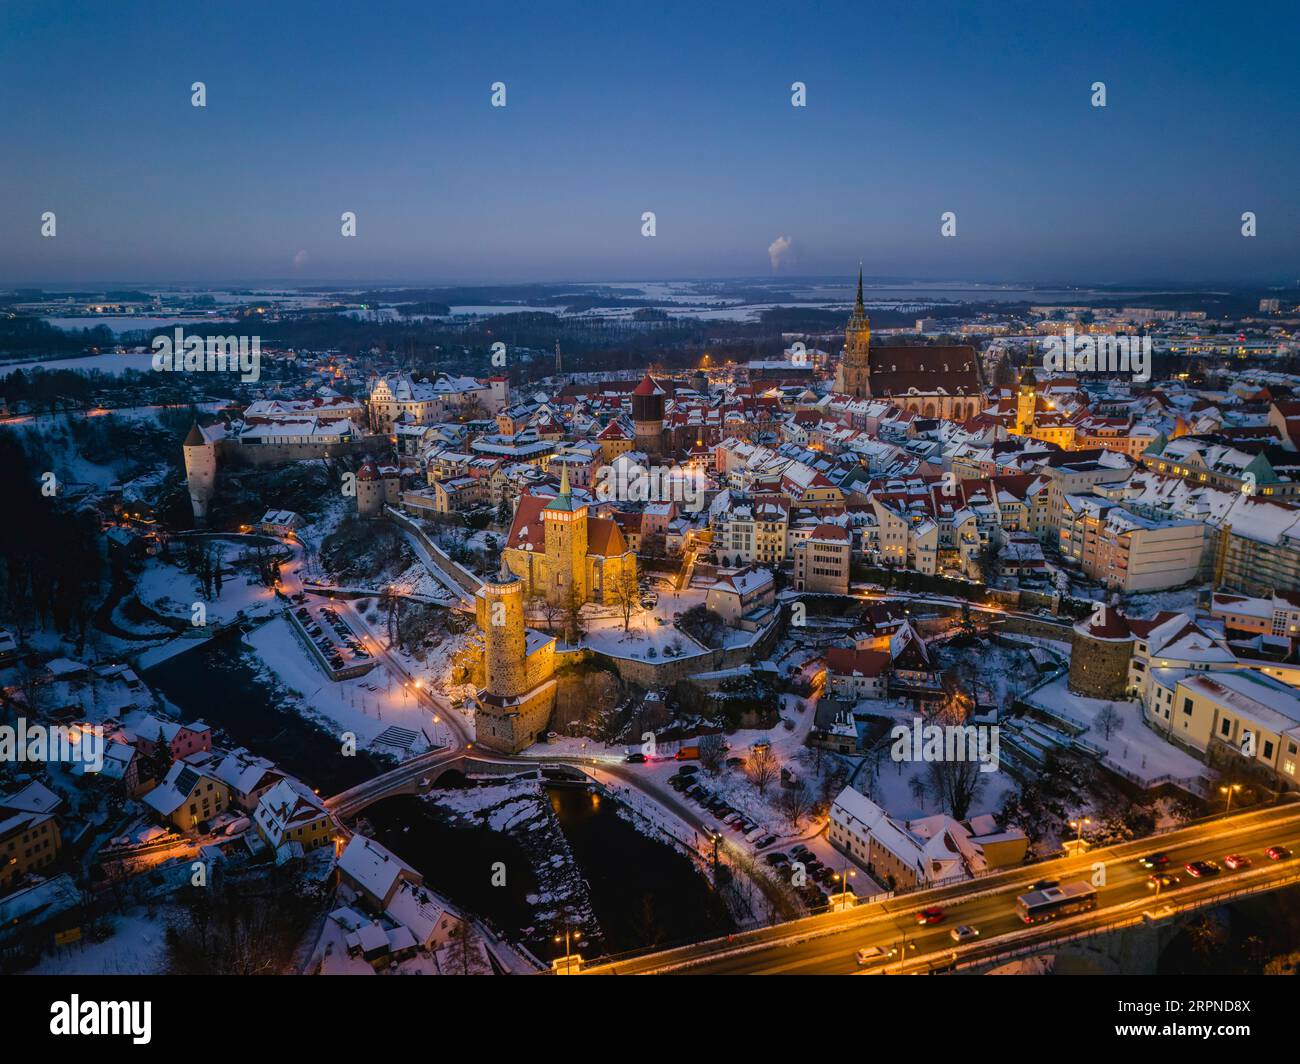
left=675, top=746, right=700, bottom=761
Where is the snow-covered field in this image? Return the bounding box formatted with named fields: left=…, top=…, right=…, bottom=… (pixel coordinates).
left=1025, top=674, right=1206, bottom=784
left=246, top=615, right=436, bottom=754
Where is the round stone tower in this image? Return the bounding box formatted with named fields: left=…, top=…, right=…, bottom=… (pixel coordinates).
left=1068, top=607, right=1134, bottom=699
left=183, top=422, right=217, bottom=524
left=356, top=462, right=385, bottom=517
left=631, top=372, right=665, bottom=456
left=478, top=559, right=527, bottom=698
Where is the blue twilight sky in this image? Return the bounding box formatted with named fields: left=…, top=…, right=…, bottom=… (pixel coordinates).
left=0, top=0, right=1296, bottom=286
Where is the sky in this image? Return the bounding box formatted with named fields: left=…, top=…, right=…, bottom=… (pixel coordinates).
left=1, top=0, right=1297, bottom=287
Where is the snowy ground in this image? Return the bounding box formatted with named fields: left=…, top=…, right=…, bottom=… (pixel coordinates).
left=31, top=907, right=173, bottom=975
left=1025, top=674, right=1207, bottom=784
left=135, top=548, right=283, bottom=627
left=244, top=616, right=437, bottom=754
left=569, top=586, right=760, bottom=660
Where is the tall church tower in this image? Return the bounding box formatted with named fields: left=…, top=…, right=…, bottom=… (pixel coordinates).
left=1015, top=365, right=1037, bottom=435
left=543, top=464, right=589, bottom=608
left=835, top=267, right=872, bottom=397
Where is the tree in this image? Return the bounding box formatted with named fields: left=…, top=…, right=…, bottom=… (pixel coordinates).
left=746, top=744, right=778, bottom=796
left=564, top=586, right=586, bottom=645
left=925, top=756, right=986, bottom=822
left=1094, top=702, right=1124, bottom=741
left=609, top=566, right=640, bottom=632
left=699, top=733, right=726, bottom=775
left=778, top=782, right=812, bottom=826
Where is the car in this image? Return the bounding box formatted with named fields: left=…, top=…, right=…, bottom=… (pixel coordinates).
left=855, top=946, right=888, bottom=965
left=624, top=753, right=646, bottom=764
left=764, top=852, right=788, bottom=866
left=1185, top=859, right=1221, bottom=878
left=1031, top=878, right=1059, bottom=891
left=1139, top=852, right=1170, bottom=869
left=915, top=907, right=945, bottom=925
left=756, top=834, right=777, bottom=849
left=678, top=765, right=699, bottom=776
left=1266, top=845, right=1293, bottom=861
left=1147, top=872, right=1180, bottom=889
left=949, top=924, right=980, bottom=942
left=1223, top=854, right=1251, bottom=870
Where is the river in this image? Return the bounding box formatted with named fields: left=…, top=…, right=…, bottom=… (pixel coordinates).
left=143, top=631, right=733, bottom=958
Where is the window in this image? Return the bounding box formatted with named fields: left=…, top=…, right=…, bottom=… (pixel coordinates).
left=1182, top=697, right=1193, bottom=716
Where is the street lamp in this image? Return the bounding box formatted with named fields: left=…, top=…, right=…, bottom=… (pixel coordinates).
left=1069, top=816, right=1091, bottom=852
left=1220, top=783, right=1242, bottom=813
left=554, top=916, right=581, bottom=974
left=832, top=860, right=857, bottom=910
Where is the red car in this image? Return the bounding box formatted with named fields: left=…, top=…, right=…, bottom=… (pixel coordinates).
left=1266, top=845, right=1293, bottom=861
left=914, top=907, right=945, bottom=925
left=1223, top=854, right=1251, bottom=870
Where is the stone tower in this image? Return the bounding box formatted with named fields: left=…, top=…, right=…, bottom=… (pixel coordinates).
left=478, top=560, right=527, bottom=697
left=474, top=557, right=558, bottom=754
left=1015, top=364, right=1037, bottom=435
left=183, top=422, right=217, bottom=524
left=835, top=267, right=872, bottom=398
left=356, top=462, right=385, bottom=517
left=543, top=464, right=589, bottom=608
left=1068, top=607, right=1134, bottom=699
left=631, top=372, right=666, bottom=456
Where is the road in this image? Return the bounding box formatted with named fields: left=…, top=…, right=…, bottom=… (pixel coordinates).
left=581, top=802, right=1300, bottom=974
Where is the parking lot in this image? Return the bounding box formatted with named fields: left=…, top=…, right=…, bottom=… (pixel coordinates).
left=287, top=601, right=379, bottom=680
left=666, top=764, right=849, bottom=910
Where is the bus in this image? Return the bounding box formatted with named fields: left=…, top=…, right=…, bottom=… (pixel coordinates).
left=1015, top=880, right=1098, bottom=924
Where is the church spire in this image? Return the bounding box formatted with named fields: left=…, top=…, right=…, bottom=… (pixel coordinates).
left=855, top=263, right=864, bottom=314
left=558, top=461, right=570, bottom=497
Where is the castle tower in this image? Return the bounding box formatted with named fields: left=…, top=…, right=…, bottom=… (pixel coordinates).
left=474, top=556, right=558, bottom=754
left=356, top=462, right=385, bottom=517
left=1067, top=607, right=1134, bottom=699
left=542, top=464, right=589, bottom=609
left=1015, top=364, right=1037, bottom=435
left=183, top=422, right=217, bottom=524
left=477, top=558, right=527, bottom=698
left=835, top=267, right=872, bottom=397
left=631, top=372, right=666, bottom=456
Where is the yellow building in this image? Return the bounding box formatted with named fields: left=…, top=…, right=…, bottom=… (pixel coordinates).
left=0, top=783, right=63, bottom=891
left=501, top=466, right=638, bottom=610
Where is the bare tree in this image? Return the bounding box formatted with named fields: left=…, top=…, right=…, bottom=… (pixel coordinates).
left=609, top=566, right=640, bottom=632
left=746, top=745, right=778, bottom=796
left=699, top=733, right=726, bottom=775
left=925, top=756, right=986, bottom=822
left=1094, top=702, right=1124, bottom=741
left=778, top=782, right=812, bottom=826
